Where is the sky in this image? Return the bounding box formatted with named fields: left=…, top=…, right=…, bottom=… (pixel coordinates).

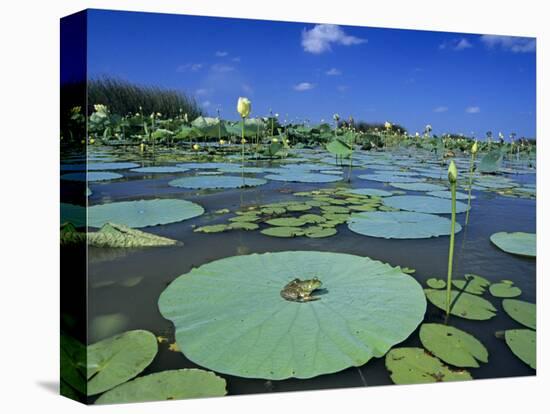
left=86, top=9, right=536, bottom=138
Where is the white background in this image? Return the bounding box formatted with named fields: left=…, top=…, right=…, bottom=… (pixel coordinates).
left=0, top=0, right=547, bottom=413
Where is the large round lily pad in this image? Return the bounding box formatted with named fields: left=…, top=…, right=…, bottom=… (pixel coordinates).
left=489, top=281, right=522, bottom=298
left=88, top=199, right=204, bottom=228
left=419, top=323, right=488, bottom=368
left=158, top=251, right=427, bottom=380
left=348, top=211, right=461, bottom=239
left=490, top=232, right=536, bottom=258
left=427, top=190, right=475, bottom=200
left=505, top=329, right=536, bottom=369
left=385, top=347, right=473, bottom=384
left=95, top=369, right=227, bottom=404
left=383, top=195, right=469, bottom=214
left=390, top=182, right=447, bottom=192
left=502, top=299, right=536, bottom=329
left=347, top=188, right=393, bottom=197
left=425, top=289, right=497, bottom=320
left=61, top=172, right=123, bottom=182
left=169, top=175, right=267, bottom=189
left=358, top=174, right=421, bottom=183
left=264, top=172, right=342, bottom=183
left=87, top=330, right=158, bottom=396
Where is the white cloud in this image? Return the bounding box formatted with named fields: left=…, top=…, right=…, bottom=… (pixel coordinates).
left=465, top=106, right=480, bottom=114
left=439, top=38, right=473, bottom=51
left=480, top=35, right=535, bottom=53
left=215, top=51, right=228, bottom=57
left=293, top=82, right=315, bottom=91
left=325, top=68, right=342, bottom=76
left=211, top=63, right=235, bottom=73
left=202, top=100, right=211, bottom=108
left=176, top=63, right=203, bottom=72
left=301, top=24, right=367, bottom=54
left=433, top=106, right=448, bottom=113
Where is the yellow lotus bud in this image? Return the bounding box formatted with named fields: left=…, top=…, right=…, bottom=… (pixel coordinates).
left=193, top=144, right=200, bottom=150
left=140, top=143, right=145, bottom=152
left=157, top=112, right=162, bottom=117
left=448, top=160, right=458, bottom=184
left=219, top=139, right=226, bottom=145
left=471, top=141, right=478, bottom=154
left=89, top=138, right=95, bottom=144
left=272, top=138, right=279, bottom=143
left=241, top=138, right=247, bottom=144
left=237, top=97, right=251, bottom=118
left=385, top=121, right=392, bottom=130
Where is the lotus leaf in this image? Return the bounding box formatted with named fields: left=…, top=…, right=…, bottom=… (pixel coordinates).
left=265, top=172, right=342, bottom=183
left=383, top=195, right=469, bottom=214
left=304, top=226, right=337, bottom=238
left=299, top=214, right=327, bottom=224
left=348, top=211, right=461, bottom=239
left=348, top=188, right=393, bottom=197
left=158, top=251, right=426, bottom=380
left=265, top=217, right=307, bottom=227
left=490, top=232, right=536, bottom=258
left=452, top=274, right=491, bottom=295
left=478, top=149, right=504, bottom=173
left=389, top=182, right=447, bottom=192
left=95, top=369, right=227, bottom=404
left=169, top=175, right=267, bottom=189
left=61, top=162, right=139, bottom=171
left=385, top=348, right=473, bottom=384
left=88, top=199, right=204, bottom=228
left=502, top=299, right=536, bottom=329
left=260, top=226, right=304, bottom=237
left=426, top=278, right=446, bottom=289
left=130, top=166, right=190, bottom=173
left=88, top=223, right=179, bottom=247
left=87, top=330, right=158, bottom=396
left=229, top=222, right=259, bottom=231
left=61, top=172, right=123, bottom=182
left=489, top=281, right=522, bottom=298
left=358, top=174, right=421, bottom=183
left=426, top=190, right=474, bottom=200
left=419, top=323, right=488, bottom=368
left=286, top=203, right=312, bottom=212
left=60, top=334, right=86, bottom=395
left=425, top=289, right=497, bottom=320
left=194, top=224, right=230, bottom=233
left=504, top=329, right=536, bottom=369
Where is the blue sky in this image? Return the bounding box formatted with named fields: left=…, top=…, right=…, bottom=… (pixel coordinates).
left=87, top=9, right=536, bottom=138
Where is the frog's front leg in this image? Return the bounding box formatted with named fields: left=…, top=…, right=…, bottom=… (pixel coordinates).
left=299, top=294, right=321, bottom=302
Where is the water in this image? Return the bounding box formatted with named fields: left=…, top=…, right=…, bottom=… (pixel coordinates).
left=67, top=148, right=536, bottom=397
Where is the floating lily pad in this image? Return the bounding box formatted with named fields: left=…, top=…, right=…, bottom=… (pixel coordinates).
left=176, top=162, right=235, bottom=169
left=87, top=330, right=158, bottom=396
left=390, top=182, right=447, bottom=192
left=299, top=214, right=327, bottom=224
left=88, top=199, right=204, bottom=228
left=229, top=221, right=259, bottom=231
left=348, top=211, right=461, bottom=239
left=426, top=278, right=446, bottom=289
left=169, top=175, right=267, bottom=189
left=502, top=299, right=536, bottom=329
left=130, top=166, right=190, bottom=173
left=260, top=226, right=304, bottom=237
left=452, top=274, right=490, bottom=295
left=61, top=172, right=123, bottom=182
left=383, top=195, right=469, bottom=214
left=385, top=347, right=473, bottom=384
left=504, top=329, right=536, bottom=369
left=347, top=188, right=393, bottom=197
left=489, top=281, right=522, bottom=298
left=490, top=232, right=536, bottom=258
left=426, top=190, right=475, bottom=200
left=88, top=223, right=179, bottom=247
left=358, top=174, right=421, bottom=183
left=265, top=172, right=342, bottom=183
left=95, top=369, right=227, bottom=404
left=61, top=162, right=139, bottom=171
left=419, top=323, right=488, bottom=368
left=265, top=217, right=307, bottom=227
left=158, top=251, right=426, bottom=380
left=286, top=203, right=312, bottom=212
left=304, top=226, right=337, bottom=238
left=425, top=289, right=497, bottom=320
left=194, top=224, right=230, bottom=233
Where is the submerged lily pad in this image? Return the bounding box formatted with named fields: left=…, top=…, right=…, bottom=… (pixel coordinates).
left=88, top=199, right=204, bottom=228
left=383, top=195, right=469, bottom=214
left=61, top=172, right=123, bottom=182
left=490, top=232, right=536, bottom=258
left=158, top=251, right=426, bottom=380
left=489, top=281, right=522, bottom=298
left=425, top=289, right=497, bottom=320
left=88, top=223, right=179, bottom=247
left=502, top=299, right=536, bottom=329
left=87, top=330, right=158, bottom=396
left=419, top=323, right=488, bottom=368
left=348, top=211, right=461, bottom=239
left=504, top=329, right=536, bottom=369
left=385, top=347, right=472, bottom=384
left=169, top=175, right=267, bottom=189
left=95, top=369, right=227, bottom=404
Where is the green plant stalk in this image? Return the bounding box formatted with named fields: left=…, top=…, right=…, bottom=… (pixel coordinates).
left=347, top=136, right=354, bottom=182
left=241, top=117, right=245, bottom=186
left=445, top=181, right=457, bottom=322
left=465, top=152, right=476, bottom=225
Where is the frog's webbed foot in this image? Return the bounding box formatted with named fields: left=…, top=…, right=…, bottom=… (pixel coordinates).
left=300, top=296, right=321, bottom=302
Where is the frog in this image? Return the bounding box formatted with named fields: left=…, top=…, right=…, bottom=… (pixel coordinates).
left=280, top=277, right=322, bottom=302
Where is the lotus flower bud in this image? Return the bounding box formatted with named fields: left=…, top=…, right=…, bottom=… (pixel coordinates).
left=241, top=138, right=247, bottom=144
left=237, top=97, right=251, bottom=118
left=193, top=144, right=200, bottom=151
left=385, top=121, right=392, bottom=130
left=448, top=160, right=458, bottom=184
left=471, top=141, right=478, bottom=154
left=219, top=139, right=226, bottom=145
left=272, top=138, right=279, bottom=143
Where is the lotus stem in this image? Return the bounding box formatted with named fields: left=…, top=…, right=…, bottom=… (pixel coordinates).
left=445, top=161, right=458, bottom=322
left=465, top=153, right=475, bottom=225
left=241, top=117, right=245, bottom=186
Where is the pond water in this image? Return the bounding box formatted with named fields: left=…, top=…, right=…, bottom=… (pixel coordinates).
left=62, top=145, right=536, bottom=398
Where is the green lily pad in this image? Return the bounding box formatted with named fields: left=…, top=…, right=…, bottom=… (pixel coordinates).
left=427, top=190, right=475, bottom=200
left=502, top=299, right=536, bottom=329
left=260, top=226, right=304, bottom=237
left=286, top=203, right=312, bottom=212
left=299, top=214, right=327, bottom=224
left=88, top=199, right=204, bottom=228
left=383, top=195, right=469, bottom=214
left=61, top=172, right=123, bottom=182
left=419, top=323, right=488, bottom=368
left=194, top=224, right=230, bottom=233
left=265, top=217, right=307, bottom=227
left=490, top=232, right=536, bottom=258
left=390, top=182, right=447, bottom=192
left=489, top=281, right=522, bottom=298
left=452, top=274, right=491, bottom=295
left=229, top=221, right=259, bottom=231
left=504, top=329, right=536, bottom=369
left=265, top=172, right=342, bottom=183
left=304, top=226, right=337, bottom=238
left=320, top=205, right=349, bottom=214
left=385, top=347, right=473, bottom=384
left=130, top=166, right=190, bottom=173
left=347, top=188, right=393, bottom=197
left=426, top=278, right=446, bottom=289
left=348, top=211, right=461, bottom=239
left=358, top=174, right=421, bottom=183
left=169, top=175, right=267, bottom=189
left=158, top=251, right=427, bottom=380
left=87, top=330, right=158, bottom=396
left=425, top=289, right=497, bottom=320
left=88, top=223, right=179, bottom=247
left=61, top=334, right=86, bottom=395
left=95, top=369, right=227, bottom=404
left=61, top=162, right=139, bottom=171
